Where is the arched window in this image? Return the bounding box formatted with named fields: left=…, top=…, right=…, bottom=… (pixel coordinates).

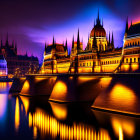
left=130, top=58, right=132, bottom=63
left=134, top=58, right=136, bottom=63
left=126, top=58, right=128, bottom=63
left=138, top=41, right=140, bottom=45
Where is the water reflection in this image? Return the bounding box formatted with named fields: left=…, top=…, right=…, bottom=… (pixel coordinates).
left=50, top=102, right=67, bottom=120
left=15, top=97, right=20, bottom=132
left=111, top=117, right=135, bottom=140
left=1, top=82, right=140, bottom=139
left=28, top=108, right=111, bottom=140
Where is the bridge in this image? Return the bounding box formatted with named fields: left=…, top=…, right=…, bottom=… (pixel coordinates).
left=9, top=73, right=140, bottom=115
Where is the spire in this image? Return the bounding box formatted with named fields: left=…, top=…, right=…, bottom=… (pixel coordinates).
left=111, top=32, right=114, bottom=49
left=1, top=40, right=2, bottom=47
left=125, top=17, right=128, bottom=33
left=53, top=36, right=55, bottom=45
left=6, top=32, right=9, bottom=46
left=65, top=38, right=68, bottom=51
left=15, top=42, right=17, bottom=54
left=45, top=42, right=47, bottom=51
left=96, top=8, right=101, bottom=25
left=77, top=28, right=80, bottom=51
left=109, top=32, right=110, bottom=45
left=72, top=35, right=74, bottom=49
left=98, top=8, right=99, bottom=20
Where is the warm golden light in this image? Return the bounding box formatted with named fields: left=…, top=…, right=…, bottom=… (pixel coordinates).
left=28, top=108, right=111, bottom=140
left=50, top=102, right=67, bottom=120
left=20, top=96, right=29, bottom=115
left=110, top=84, right=137, bottom=110
left=50, top=81, right=67, bottom=101
left=21, top=80, right=30, bottom=94
left=15, top=97, right=20, bottom=132
left=99, top=77, right=112, bottom=88
left=111, top=117, right=135, bottom=140
left=78, top=76, right=96, bottom=84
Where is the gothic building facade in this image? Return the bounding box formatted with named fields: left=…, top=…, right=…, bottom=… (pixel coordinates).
left=40, top=11, right=140, bottom=74
left=0, top=35, right=39, bottom=76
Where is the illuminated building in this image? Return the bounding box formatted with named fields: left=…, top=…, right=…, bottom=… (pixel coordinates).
left=120, top=18, right=140, bottom=72
left=41, top=11, right=140, bottom=74
left=0, top=34, right=39, bottom=76
left=0, top=54, right=7, bottom=77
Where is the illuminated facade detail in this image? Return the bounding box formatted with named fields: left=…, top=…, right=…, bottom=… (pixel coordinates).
left=0, top=34, right=39, bottom=76
left=120, top=18, right=140, bottom=72
left=41, top=12, right=140, bottom=74
left=0, top=54, right=7, bottom=76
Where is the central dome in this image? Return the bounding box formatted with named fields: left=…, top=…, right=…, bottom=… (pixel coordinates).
left=90, top=24, right=106, bottom=37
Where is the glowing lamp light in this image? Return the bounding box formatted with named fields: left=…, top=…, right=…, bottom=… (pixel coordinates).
left=50, top=81, right=67, bottom=101
left=109, top=84, right=137, bottom=111
left=50, top=102, right=67, bottom=120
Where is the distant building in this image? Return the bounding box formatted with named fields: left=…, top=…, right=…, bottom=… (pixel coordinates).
left=0, top=54, right=7, bottom=77
left=40, top=11, right=140, bottom=74
left=0, top=35, right=39, bottom=76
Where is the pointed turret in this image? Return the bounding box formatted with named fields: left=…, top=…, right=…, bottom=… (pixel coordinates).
left=6, top=32, right=9, bottom=46
left=15, top=43, right=17, bottom=54
left=77, top=28, right=80, bottom=51
left=108, top=32, right=110, bottom=49
left=96, top=8, right=101, bottom=25
left=125, top=17, right=128, bottom=34
left=65, top=39, right=68, bottom=51
left=111, top=32, right=114, bottom=50
left=53, top=36, right=55, bottom=46
left=72, top=35, right=74, bottom=49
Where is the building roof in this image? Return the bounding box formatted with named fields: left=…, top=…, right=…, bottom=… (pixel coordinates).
left=90, top=24, right=106, bottom=38
left=127, top=23, right=140, bottom=37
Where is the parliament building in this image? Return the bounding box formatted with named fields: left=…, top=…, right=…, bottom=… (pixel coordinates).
left=40, top=11, right=140, bottom=74
left=0, top=35, right=39, bottom=77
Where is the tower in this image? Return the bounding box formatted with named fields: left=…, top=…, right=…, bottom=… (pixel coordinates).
left=111, top=32, right=114, bottom=50
left=6, top=33, right=9, bottom=46
left=125, top=17, right=128, bottom=37
left=77, top=28, right=80, bottom=52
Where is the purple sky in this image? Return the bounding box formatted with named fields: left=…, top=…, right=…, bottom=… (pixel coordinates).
left=0, top=0, right=140, bottom=63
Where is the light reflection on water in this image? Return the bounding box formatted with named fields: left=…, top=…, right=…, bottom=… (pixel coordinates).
left=0, top=82, right=140, bottom=139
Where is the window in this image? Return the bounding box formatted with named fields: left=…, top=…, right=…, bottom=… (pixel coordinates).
left=134, top=58, right=136, bottom=63
left=126, top=58, right=128, bottom=63
left=130, top=58, right=132, bottom=63
left=138, top=58, right=140, bottom=62
left=87, top=63, right=88, bottom=66
left=83, top=63, right=85, bottom=66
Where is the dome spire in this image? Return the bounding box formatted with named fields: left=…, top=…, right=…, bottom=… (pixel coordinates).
left=96, top=8, right=101, bottom=25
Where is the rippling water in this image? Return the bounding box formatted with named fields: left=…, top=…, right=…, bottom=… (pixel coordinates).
left=0, top=82, right=140, bottom=140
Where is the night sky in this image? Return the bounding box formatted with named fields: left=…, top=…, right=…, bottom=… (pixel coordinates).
left=0, top=0, right=140, bottom=63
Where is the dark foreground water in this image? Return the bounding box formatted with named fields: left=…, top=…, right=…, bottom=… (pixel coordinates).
left=0, top=82, right=140, bottom=140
